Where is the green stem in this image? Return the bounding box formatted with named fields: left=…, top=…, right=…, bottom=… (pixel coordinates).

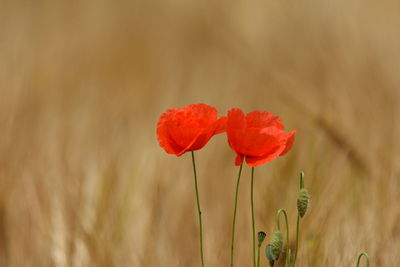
left=276, top=209, right=290, bottom=267
left=286, top=248, right=291, bottom=267
left=191, top=151, right=205, bottom=267
left=230, top=163, right=243, bottom=267
left=292, top=172, right=304, bottom=267
left=250, top=167, right=256, bottom=267
left=356, top=252, right=369, bottom=267
left=257, top=244, right=261, bottom=267
left=291, top=215, right=300, bottom=267
left=300, top=171, right=305, bottom=189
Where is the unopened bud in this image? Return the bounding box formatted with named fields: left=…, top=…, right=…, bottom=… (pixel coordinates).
left=297, top=188, right=309, bottom=218
left=265, top=244, right=275, bottom=267
left=271, top=230, right=283, bottom=260
left=258, top=231, right=266, bottom=246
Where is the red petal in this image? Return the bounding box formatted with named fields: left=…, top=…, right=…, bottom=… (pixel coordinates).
left=280, top=130, right=296, bottom=156
left=181, top=132, right=210, bottom=154
left=166, top=125, right=201, bottom=150
left=226, top=108, right=246, bottom=153
left=156, top=103, right=223, bottom=156
left=180, top=103, right=218, bottom=128
left=215, top=116, right=227, bottom=134
left=226, top=108, right=296, bottom=166
left=246, top=129, right=296, bottom=166
left=245, top=145, right=285, bottom=166
left=235, top=154, right=244, bottom=166
left=227, top=108, right=246, bottom=129
left=246, top=111, right=284, bottom=130
left=238, top=127, right=284, bottom=156
left=156, top=108, right=185, bottom=155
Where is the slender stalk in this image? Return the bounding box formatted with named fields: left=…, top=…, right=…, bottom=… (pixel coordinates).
left=291, top=215, right=300, bottom=267
left=286, top=248, right=291, bottom=267
left=299, top=172, right=305, bottom=189
left=230, top=163, right=243, bottom=267
left=292, top=171, right=305, bottom=267
left=257, top=243, right=261, bottom=267
left=191, top=151, right=205, bottom=267
left=356, top=252, right=369, bottom=267
left=276, top=209, right=290, bottom=267
left=250, top=167, right=256, bottom=267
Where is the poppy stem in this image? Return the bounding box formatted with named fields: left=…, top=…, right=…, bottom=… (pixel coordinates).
left=291, top=215, right=300, bottom=267
left=276, top=209, right=290, bottom=267
left=191, top=151, right=205, bottom=267
left=230, top=163, right=243, bottom=267
left=291, top=172, right=305, bottom=267
left=356, top=252, right=369, bottom=267
left=250, top=167, right=256, bottom=267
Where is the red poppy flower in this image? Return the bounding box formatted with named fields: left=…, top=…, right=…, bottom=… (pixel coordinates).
left=226, top=108, right=296, bottom=167
left=157, top=103, right=227, bottom=156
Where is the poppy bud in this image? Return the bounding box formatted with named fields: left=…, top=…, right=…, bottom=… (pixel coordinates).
left=271, top=230, right=283, bottom=260
left=258, top=231, right=266, bottom=246
left=265, top=244, right=275, bottom=267
left=297, top=188, right=309, bottom=218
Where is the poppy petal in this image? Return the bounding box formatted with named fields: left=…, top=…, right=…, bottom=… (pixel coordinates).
left=157, top=108, right=185, bottom=155
left=238, top=127, right=284, bottom=157
left=226, top=108, right=246, bottom=151
left=215, top=116, right=227, bottom=134
left=235, top=154, right=244, bottom=166
left=175, top=131, right=205, bottom=156
left=245, top=145, right=286, bottom=167
left=157, top=103, right=225, bottom=156
left=156, top=127, right=184, bottom=155
left=227, top=108, right=246, bottom=129
left=183, top=103, right=219, bottom=128
left=280, top=130, right=297, bottom=156
left=226, top=108, right=296, bottom=166
left=246, top=110, right=284, bottom=130
left=180, top=131, right=210, bottom=155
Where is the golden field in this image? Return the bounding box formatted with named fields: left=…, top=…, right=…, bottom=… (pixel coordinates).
left=0, top=0, right=399, bottom=266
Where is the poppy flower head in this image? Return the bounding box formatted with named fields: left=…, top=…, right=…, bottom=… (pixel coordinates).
left=157, top=103, right=227, bottom=156
left=226, top=108, right=296, bottom=167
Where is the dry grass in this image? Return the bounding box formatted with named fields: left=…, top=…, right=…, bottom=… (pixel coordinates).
left=0, top=0, right=399, bottom=266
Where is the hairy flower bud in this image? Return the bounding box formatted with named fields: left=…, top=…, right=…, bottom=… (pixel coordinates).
left=271, top=230, right=283, bottom=260
left=265, top=244, right=275, bottom=267
left=297, top=188, right=309, bottom=218
left=258, top=231, right=267, bottom=245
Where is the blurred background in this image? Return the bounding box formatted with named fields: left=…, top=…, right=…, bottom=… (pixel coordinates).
left=0, top=0, right=399, bottom=266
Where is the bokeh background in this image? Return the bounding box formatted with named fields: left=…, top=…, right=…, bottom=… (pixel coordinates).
left=0, top=0, right=399, bottom=266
